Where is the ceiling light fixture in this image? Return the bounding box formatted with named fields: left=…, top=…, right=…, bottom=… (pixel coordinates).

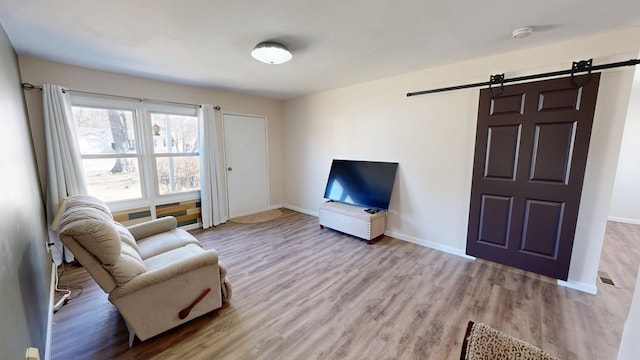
left=512, top=26, right=535, bottom=39
left=251, top=41, right=293, bottom=64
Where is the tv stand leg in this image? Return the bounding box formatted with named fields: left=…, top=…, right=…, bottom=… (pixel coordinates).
left=367, top=234, right=384, bottom=245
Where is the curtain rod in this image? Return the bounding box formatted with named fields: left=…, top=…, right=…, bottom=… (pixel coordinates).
left=406, top=58, right=640, bottom=97
left=21, top=83, right=221, bottom=110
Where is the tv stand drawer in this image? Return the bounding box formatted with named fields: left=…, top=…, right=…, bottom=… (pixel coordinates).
left=319, top=202, right=386, bottom=241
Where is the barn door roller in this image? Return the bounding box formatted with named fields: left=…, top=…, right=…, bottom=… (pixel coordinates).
left=570, top=59, right=593, bottom=87
left=406, top=58, right=640, bottom=97
left=488, top=74, right=505, bottom=97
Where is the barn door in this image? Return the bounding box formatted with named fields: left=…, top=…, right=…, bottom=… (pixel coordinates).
left=466, top=73, right=600, bottom=280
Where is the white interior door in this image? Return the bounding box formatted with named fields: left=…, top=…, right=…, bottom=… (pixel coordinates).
left=223, top=113, right=269, bottom=218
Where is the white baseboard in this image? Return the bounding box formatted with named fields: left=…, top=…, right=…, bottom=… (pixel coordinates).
left=181, top=223, right=202, bottom=231
left=557, top=279, right=598, bottom=295
left=384, top=230, right=475, bottom=260
left=283, top=204, right=319, bottom=217
left=608, top=216, right=640, bottom=225
left=45, top=264, right=55, bottom=360
left=269, top=203, right=284, bottom=211
left=229, top=205, right=289, bottom=219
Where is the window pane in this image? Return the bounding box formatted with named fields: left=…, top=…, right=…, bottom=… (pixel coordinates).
left=156, top=156, right=200, bottom=195
left=72, top=107, right=137, bottom=155
left=150, top=113, right=199, bottom=154
left=82, top=158, right=142, bottom=202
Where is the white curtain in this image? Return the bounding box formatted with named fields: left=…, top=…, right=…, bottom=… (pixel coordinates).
left=43, top=84, right=87, bottom=264
left=199, top=104, right=228, bottom=228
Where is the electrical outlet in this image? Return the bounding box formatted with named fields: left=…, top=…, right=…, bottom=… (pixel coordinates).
left=26, top=347, right=40, bottom=360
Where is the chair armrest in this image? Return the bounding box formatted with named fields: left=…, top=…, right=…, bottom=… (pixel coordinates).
left=109, top=250, right=218, bottom=299
left=127, top=216, right=177, bottom=240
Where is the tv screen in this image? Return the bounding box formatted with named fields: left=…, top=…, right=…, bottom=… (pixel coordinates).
left=323, top=160, right=399, bottom=210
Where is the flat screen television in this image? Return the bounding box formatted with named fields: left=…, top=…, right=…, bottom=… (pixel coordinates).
left=323, top=159, right=399, bottom=210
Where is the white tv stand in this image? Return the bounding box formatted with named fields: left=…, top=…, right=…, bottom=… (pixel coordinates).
left=319, top=201, right=386, bottom=244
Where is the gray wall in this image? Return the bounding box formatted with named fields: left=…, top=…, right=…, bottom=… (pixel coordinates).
left=0, top=23, right=52, bottom=358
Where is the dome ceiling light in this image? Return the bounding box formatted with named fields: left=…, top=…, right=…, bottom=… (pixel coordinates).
left=251, top=41, right=293, bottom=64
left=512, top=26, right=535, bottom=39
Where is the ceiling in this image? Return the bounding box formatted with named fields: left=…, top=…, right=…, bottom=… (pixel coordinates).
left=1, top=0, right=639, bottom=99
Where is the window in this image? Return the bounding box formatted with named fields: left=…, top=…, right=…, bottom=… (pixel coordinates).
left=70, top=95, right=200, bottom=206
left=72, top=106, right=142, bottom=202
left=150, top=113, right=200, bottom=195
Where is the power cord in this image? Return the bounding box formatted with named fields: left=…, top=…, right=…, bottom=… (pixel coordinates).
left=52, top=262, right=84, bottom=313
left=53, top=261, right=70, bottom=312
left=57, top=262, right=84, bottom=303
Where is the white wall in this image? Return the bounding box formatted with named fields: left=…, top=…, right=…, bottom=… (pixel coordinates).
left=0, top=24, right=51, bottom=359
left=618, top=264, right=640, bottom=360
left=610, top=65, right=640, bottom=224
left=282, top=27, right=640, bottom=291
left=17, top=56, right=285, bottom=210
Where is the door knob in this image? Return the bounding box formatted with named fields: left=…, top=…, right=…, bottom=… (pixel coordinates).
left=227, top=167, right=233, bottom=171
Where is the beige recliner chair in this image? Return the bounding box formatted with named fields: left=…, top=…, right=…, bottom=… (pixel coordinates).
left=57, top=194, right=231, bottom=346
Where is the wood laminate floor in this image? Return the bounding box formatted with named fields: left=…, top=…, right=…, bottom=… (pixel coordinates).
left=51, top=210, right=640, bottom=359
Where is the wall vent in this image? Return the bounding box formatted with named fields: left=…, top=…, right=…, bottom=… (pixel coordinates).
left=598, top=271, right=616, bottom=287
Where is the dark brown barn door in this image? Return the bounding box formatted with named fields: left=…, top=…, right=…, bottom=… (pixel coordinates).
left=466, top=73, right=600, bottom=280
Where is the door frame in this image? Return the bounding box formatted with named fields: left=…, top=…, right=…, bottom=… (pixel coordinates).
left=221, top=112, right=270, bottom=217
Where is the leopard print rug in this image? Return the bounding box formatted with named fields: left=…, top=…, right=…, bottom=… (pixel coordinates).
left=461, top=321, right=561, bottom=360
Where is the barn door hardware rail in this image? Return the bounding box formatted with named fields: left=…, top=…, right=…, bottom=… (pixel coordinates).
left=406, top=58, right=640, bottom=97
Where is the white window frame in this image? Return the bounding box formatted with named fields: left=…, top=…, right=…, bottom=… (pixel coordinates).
left=70, top=94, right=200, bottom=212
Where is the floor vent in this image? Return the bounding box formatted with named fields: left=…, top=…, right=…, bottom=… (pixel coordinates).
left=598, top=271, right=616, bottom=286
